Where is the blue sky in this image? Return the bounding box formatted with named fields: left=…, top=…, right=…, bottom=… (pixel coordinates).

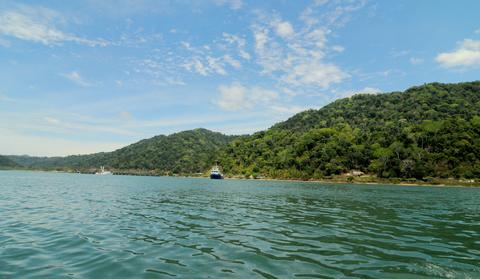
left=1, top=0, right=479, bottom=156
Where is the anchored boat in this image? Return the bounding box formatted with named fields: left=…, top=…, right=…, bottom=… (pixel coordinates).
left=210, top=164, right=223, bottom=179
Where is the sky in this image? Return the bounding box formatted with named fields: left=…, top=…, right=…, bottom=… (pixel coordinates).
left=1, top=0, right=480, bottom=156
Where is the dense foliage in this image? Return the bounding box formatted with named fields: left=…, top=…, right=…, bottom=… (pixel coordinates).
left=9, top=129, right=236, bottom=174
left=0, top=155, right=19, bottom=169
left=218, top=82, right=480, bottom=179
left=5, top=82, right=480, bottom=180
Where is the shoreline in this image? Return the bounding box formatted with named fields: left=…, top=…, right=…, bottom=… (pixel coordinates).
left=221, top=176, right=476, bottom=188
left=2, top=168, right=479, bottom=188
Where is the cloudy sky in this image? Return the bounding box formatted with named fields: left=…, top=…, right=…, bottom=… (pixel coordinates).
left=1, top=0, right=479, bottom=156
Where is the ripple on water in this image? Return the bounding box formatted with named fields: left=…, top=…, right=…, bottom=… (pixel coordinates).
left=0, top=171, right=479, bottom=278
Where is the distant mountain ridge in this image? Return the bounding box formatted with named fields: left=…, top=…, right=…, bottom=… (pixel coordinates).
left=8, top=128, right=237, bottom=174
left=0, top=155, right=19, bottom=169
left=5, top=81, right=480, bottom=180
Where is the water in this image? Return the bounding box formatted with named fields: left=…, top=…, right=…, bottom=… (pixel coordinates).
left=1, top=171, right=479, bottom=279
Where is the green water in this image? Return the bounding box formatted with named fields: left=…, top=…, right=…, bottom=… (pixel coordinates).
left=0, top=171, right=479, bottom=278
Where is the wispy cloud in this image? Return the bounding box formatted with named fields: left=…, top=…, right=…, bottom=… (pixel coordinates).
left=274, top=21, right=294, bottom=39
left=60, top=71, right=93, bottom=87
left=222, top=33, right=251, bottom=60
left=300, top=0, right=367, bottom=27
left=252, top=10, right=349, bottom=89
left=133, top=57, right=186, bottom=86
left=0, top=5, right=107, bottom=46
left=436, top=39, right=480, bottom=68
left=215, top=82, right=278, bottom=111
left=181, top=39, right=246, bottom=76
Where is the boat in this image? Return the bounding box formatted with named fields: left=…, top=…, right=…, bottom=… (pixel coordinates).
left=95, top=166, right=112, bottom=175
left=210, top=164, right=223, bottom=179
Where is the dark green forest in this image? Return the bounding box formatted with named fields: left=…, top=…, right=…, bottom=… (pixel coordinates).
left=0, top=155, right=19, bottom=169
left=6, top=82, right=480, bottom=181
left=219, top=82, right=480, bottom=180
left=8, top=129, right=236, bottom=174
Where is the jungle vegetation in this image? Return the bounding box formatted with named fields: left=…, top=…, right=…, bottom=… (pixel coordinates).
left=6, top=82, right=480, bottom=180
left=0, top=155, right=19, bottom=169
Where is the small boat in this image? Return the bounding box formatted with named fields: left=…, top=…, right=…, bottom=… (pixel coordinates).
left=210, top=164, right=223, bottom=179
left=95, top=166, right=112, bottom=175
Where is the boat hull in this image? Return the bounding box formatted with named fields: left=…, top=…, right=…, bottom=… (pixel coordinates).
left=210, top=173, right=223, bottom=179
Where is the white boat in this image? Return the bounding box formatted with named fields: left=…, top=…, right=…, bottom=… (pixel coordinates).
left=95, top=166, right=112, bottom=175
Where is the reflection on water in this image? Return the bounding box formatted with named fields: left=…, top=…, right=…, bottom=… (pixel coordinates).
left=1, top=171, right=479, bottom=278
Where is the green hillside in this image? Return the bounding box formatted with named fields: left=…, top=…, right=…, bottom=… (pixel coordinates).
left=218, top=82, right=480, bottom=180
left=9, top=129, right=236, bottom=174
left=5, top=81, right=480, bottom=181
left=0, top=155, right=20, bottom=169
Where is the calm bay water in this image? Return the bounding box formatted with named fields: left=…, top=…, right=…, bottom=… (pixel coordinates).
left=0, top=171, right=479, bottom=278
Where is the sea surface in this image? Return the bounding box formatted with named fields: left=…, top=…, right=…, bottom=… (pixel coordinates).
left=1, top=171, right=479, bottom=279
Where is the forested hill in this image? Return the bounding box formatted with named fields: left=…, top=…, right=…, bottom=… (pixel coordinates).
left=0, top=155, right=19, bottom=169
left=219, top=82, right=480, bottom=180
left=274, top=82, right=480, bottom=132
left=8, top=129, right=237, bottom=174
left=5, top=81, right=480, bottom=180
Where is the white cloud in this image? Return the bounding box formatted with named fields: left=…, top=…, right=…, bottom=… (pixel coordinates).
left=206, top=56, right=227, bottom=75
left=252, top=12, right=348, bottom=89
left=275, top=21, right=294, bottom=39
left=282, top=62, right=347, bottom=88
left=60, top=71, right=92, bottom=87
left=216, top=83, right=250, bottom=111
left=181, top=40, right=245, bottom=76
left=183, top=58, right=209, bottom=76
left=475, top=28, right=480, bottom=35
left=0, top=5, right=107, bottom=46
left=223, top=55, right=241, bottom=68
left=410, top=57, right=423, bottom=65
left=250, top=87, right=278, bottom=103
left=254, top=28, right=268, bottom=51
left=306, top=28, right=328, bottom=48
left=215, top=82, right=278, bottom=111
left=134, top=57, right=186, bottom=86
left=436, top=39, right=480, bottom=68
left=300, top=0, right=366, bottom=27
left=222, top=32, right=250, bottom=60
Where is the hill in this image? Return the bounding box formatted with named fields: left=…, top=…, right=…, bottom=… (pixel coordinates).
left=5, top=81, right=480, bottom=181
left=218, top=82, right=480, bottom=180
left=0, top=155, right=20, bottom=169
left=8, top=129, right=236, bottom=174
